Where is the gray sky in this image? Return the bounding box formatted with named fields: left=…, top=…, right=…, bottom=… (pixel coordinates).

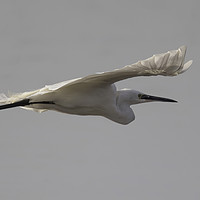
left=0, top=0, right=199, bottom=199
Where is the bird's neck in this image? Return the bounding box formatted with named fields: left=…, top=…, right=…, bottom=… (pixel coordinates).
left=110, top=90, right=135, bottom=125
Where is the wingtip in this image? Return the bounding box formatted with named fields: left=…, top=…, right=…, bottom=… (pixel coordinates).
left=180, top=60, right=193, bottom=74
left=179, top=45, right=187, bottom=50
left=178, top=45, right=187, bottom=59
left=179, top=45, right=187, bottom=60
left=177, top=45, right=192, bottom=74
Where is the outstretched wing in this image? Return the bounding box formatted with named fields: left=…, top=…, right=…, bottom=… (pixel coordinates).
left=0, top=46, right=192, bottom=106
left=65, top=45, right=192, bottom=86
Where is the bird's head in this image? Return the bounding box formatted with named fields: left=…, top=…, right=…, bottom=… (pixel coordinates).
left=121, top=89, right=178, bottom=105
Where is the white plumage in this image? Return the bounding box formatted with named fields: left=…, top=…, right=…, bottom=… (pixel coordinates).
left=0, top=46, right=192, bottom=124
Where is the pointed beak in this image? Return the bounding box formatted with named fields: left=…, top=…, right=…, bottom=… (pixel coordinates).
left=140, top=94, right=178, bottom=103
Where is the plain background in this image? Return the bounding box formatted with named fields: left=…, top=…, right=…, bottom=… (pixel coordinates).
left=0, top=0, right=199, bottom=199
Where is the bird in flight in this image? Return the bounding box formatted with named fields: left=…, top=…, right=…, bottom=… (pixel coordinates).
left=0, top=46, right=192, bottom=124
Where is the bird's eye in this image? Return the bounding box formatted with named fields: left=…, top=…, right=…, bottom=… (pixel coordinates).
left=138, top=94, right=142, bottom=99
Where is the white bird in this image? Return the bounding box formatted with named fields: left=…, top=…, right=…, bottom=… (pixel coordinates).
left=0, top=46, right=192, bottom=124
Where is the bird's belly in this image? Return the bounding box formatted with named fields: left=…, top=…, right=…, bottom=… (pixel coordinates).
left=54, top=84, right=117, bottom=116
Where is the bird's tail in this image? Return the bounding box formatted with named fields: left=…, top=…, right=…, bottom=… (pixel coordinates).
left=0, top=89, right=37, bottom=105
left=0, top=91, right=54, bottom=112
left=0, top=93, right=9, bottom=104
left=0, top=98, right=30, bottom=110
left=0, top=93, right=30, bottom=110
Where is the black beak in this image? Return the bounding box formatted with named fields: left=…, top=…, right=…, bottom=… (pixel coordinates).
left=140, top=94, right=178, bottom=103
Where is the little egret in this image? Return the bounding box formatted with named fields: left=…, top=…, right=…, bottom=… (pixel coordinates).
left=0, top=46, right=192, bottom=124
